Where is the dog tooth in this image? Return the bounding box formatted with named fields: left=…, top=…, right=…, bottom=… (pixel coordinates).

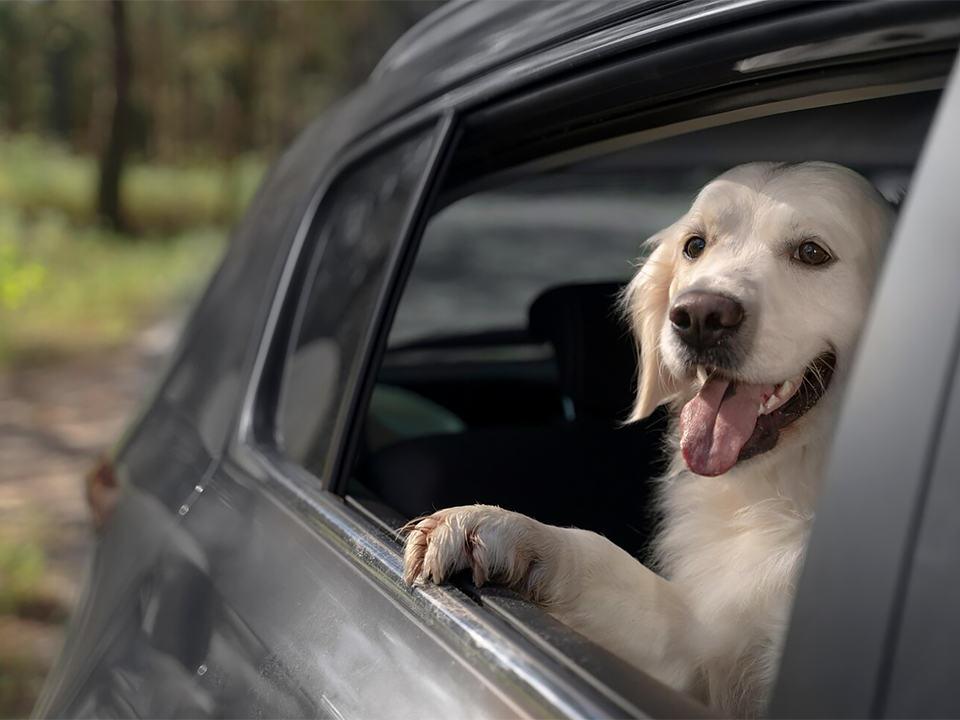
left=762, top=393, right=783, bottom=415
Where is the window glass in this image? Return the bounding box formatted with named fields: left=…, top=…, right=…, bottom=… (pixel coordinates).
left=278, top=131, right=436, bottom=472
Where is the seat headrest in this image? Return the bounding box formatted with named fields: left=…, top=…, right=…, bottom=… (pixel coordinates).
left=528, top=281, right=637, bottom=421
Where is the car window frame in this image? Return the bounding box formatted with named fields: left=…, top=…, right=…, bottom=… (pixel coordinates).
left=234, top=113, right=453, bottom=477
left=333, top=49, right=960, bottom=720
left=329, top=70, right=956, bottom=720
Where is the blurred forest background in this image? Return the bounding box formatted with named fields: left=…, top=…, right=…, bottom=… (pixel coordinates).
left=0, top=0, right=441, bottom=363
left=0, top=2, right=440, bottom=716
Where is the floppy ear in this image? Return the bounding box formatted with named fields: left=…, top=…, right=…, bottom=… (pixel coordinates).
left=621, top=237, right=683, bottom=422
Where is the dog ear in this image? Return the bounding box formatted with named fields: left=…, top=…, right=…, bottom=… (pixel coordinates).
left=621, top=236, right=683, bottom=422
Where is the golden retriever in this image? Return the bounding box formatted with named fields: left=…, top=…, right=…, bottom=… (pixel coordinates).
left=402, top=162, right=895, bottom=717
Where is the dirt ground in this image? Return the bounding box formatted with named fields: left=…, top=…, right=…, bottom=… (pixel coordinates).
left=0, top=320, right=177, bottom=718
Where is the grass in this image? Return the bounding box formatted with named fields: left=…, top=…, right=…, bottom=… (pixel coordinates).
left=0, top=525, right=68, bottom=720
left=0, top=208, right=227, bottom=365
left=0, top=539, right=46, bottom=619
left=0, top=134, right=264, bottom=234
left=0, top=134, right=267, bottom=367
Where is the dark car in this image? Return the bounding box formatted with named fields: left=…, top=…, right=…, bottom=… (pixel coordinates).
left=35, top=1, right=960, bottom=717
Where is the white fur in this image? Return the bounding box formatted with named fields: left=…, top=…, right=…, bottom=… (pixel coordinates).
left=403, top=162, right=894, bottom=717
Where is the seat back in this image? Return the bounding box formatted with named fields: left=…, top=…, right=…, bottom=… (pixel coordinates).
left=361, top=282, right=667, bottom=555
left=528, top=281, right=637, bottom=422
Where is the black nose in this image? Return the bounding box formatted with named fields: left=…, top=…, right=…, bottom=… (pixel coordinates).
left=669, top=292, right=744, bottom=353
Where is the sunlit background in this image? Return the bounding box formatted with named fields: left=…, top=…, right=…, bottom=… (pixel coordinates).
left=0, top=2, right=441, bottom=715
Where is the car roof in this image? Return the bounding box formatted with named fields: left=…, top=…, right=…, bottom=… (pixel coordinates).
left=334, top=0, right=779, bottom=149
left=371, top=0, right=653, bottom=84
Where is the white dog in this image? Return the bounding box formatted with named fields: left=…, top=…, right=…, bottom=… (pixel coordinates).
left=403, top=162, right=895, bottom=717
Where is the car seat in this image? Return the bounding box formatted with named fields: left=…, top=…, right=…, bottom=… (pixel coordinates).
left=360, top=282, right=668, bottom=556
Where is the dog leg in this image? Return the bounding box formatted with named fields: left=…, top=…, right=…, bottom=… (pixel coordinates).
left=403, top=504, right=697, bottom=691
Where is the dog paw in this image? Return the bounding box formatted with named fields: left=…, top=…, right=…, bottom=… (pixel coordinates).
left=402, top=505, right=547, bottom=596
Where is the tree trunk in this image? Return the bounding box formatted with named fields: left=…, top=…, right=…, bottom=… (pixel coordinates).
left=0, top=5, right=26, bottom=132
left=47, top=26, right=75, bottom=143
left=96, top=0, right=131, bottom=234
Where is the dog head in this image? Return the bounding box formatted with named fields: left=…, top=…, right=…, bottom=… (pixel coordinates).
left=622, top=162, right=895, bottom=476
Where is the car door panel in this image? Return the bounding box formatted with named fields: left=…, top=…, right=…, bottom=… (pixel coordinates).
left=172, top=461, right=539, bottom=718
left=108, top=118, right=565, bottom=718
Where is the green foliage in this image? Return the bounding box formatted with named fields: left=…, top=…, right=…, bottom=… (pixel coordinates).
left=0, top=135, right=91, bottom=220
left=0, top=539, right=45, bottom=616
left=0, top=135, right=240, bottom=367
left=124, top=156, right=264, bottom=233
left=0, top=235, right=46, bottom=311
left=0, top=207, right=227, bottom=366
left=0, top=134, right=263, bottom=235
left=0, top=1, right=440, bottom=161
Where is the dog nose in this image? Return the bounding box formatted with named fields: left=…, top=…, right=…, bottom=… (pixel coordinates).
left=669, top=292, right=744, bottom=352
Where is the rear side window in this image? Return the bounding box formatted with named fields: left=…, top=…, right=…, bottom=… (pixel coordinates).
left=277, top=131, right=437, bottom=475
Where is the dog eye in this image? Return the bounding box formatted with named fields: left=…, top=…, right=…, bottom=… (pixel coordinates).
left=683, top=236, right=706, bottom=259
left=793, top=240, right=832, bottom=266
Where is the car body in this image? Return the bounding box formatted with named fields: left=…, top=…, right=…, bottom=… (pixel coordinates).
left=35, top=1, right=960, bottom=717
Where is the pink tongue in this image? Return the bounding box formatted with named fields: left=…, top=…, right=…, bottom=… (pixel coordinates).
left=680, top=376, right=773, bottom=477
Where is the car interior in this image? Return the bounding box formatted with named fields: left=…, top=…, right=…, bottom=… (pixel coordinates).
left=334, top=89, right=939, bottom=558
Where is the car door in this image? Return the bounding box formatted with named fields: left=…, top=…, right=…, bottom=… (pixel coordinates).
left=156, top=123, right=529, bottom=719
left=141, top=118, right=644, bottom=718
left=33, top=122, right=460, bottom=720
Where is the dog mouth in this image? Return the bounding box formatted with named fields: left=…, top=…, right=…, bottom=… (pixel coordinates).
left=679, top=352, right=836, bottom=477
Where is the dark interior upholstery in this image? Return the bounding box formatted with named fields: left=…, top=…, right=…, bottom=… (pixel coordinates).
left=361, top=282, right=667, bottom=555
left=528, top=281, right=638, bottom=421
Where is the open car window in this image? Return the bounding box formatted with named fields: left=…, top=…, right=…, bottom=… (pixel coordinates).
left=351, top=92, right=935, bottom=551
left=253, top=12, right=956, bottom=714
left=388, top=181, right=685, bottom=349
